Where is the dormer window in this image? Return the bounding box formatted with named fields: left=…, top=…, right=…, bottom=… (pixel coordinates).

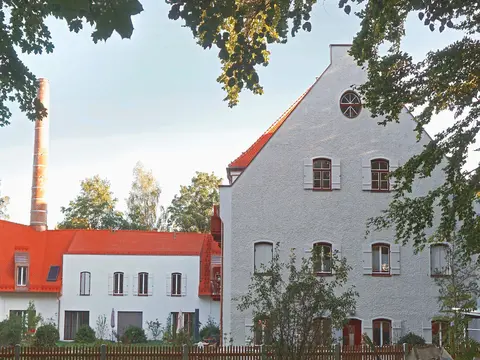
left=17, top=266, right=28, bottom=287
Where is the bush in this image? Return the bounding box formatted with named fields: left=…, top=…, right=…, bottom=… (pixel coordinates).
left=75, top=325, right=96, bottom=343
left=397, top=332, right=426, bottom=346
left=0, top=317, right=23, bottom=346
left=121, top=326, right=147, bottom=344
left=34, top=324, right=59, bottom=347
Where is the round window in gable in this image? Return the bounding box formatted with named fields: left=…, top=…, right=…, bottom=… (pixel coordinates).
left=340, top=91, right=362, bottom=118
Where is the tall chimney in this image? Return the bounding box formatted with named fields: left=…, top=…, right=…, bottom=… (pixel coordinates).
left=30, top=78, right=49, bottom=231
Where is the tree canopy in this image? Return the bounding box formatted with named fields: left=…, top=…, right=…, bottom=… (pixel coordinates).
left=0, top=182, right=9, bottom=220
left=167, top=172, right=222, bottom=233
left=57, top=175, right=126, bottom=230
left=125, top=162, right=162, bottom=231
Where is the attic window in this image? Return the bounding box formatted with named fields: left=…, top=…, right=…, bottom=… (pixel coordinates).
left=47, top=266, right=60, bottom=282
left=340, top=91, right=362, bottom=118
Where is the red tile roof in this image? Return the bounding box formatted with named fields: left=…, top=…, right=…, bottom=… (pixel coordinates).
left=228, top=85, right=314, bottom=168
left=0, top=220, right=220, bottom=293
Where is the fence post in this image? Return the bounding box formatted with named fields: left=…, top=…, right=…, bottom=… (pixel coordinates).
left=334, top=343, right=340, bottom=360
left=100, top=344, right=106, bottom=360
left=182, top=344, right=189, bottom=360
left=14, top=344, right=20, bottom=360
left=402, top=343, right=408, bottom=360
left=261, top=345, right=266, bottom=360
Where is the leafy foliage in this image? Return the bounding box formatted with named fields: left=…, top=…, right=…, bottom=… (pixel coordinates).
left=57, top=175, right=127, bottom=230
left=236, top=243, right=357, bottom=352
left=0, top=0, right=143, bottom=127
left=121, top=326, right=147, bottom=344
left=397, top=332, right=426, bottom=346
left=0, top=316, right=23, bottom=346
left=34, top=324, right=59, bottom=347
left=95, top=314, right=109, bottom=340
left=75, top=325, right=96, bottom=343
left=199, top=316, right=220, bottom=340
left=167, top=172, right=222, bottom=233
left=146, top=319, right=163, bottom=341
left=126, top=162, right=162, bottom=230
left=23, top=301, right=43, bottom=346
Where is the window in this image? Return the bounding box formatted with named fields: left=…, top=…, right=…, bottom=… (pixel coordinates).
left=373, top=319, right=391, bottom=346
left=372, top=244, right=390, bottom=274
left=9, top=310, right=33, bottom=331
left=313, top=158, right=331, bottom=190
left=46, top=266, right=60, bottom=282
left=340, top=91, right=362, bottom=118
left=371, top=159, right=389, bottom=191
left=430, top=244, right=450, bottom=276
left=171, top=312, right=195, bottom=336
left=432, top=320, right=449, bottom=347
left=313, top=243, right=332, bottom=274
left=64, top=311, right=89, bottom=340
left=171, top=272, right=182, bottom=296
left=79, top=272, right=91, bottom=296
left=138, top=272, right=148, bottom=296
left=254, top=242, right=273, bottom=274
left=113, top=272, right=124, bottom=295
left=313, top=317, right=332, bottom=346
left=254, top=316, right=272, bottom=345
left=16, top=266, right=28, bottom=287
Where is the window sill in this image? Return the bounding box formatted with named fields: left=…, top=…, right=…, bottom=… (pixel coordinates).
left=369, top=190, right=391, bottom=193
left=138, top=293, right=148, bottom=297
left=371, top=273, right=392, bottom=277
left=79, top=294, right=90, bottom=296
left=171, top=294, right=182, bottom=297
left=430, top=274, right=450, bottom=278
left=315, top=272, right=332, bottom=277
left=113, top=293, right=125, bottom=296
left=312, top=188, right=332, bottom=192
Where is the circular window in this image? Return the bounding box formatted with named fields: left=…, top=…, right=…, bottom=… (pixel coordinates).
left=340, top=91, right=362, bottom=118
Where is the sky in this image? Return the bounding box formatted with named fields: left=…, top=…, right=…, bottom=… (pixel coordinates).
left=0, top=0, right=476, bottom=229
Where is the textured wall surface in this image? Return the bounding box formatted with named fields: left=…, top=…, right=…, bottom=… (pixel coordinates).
left=221, top=45, right=454, bottom=345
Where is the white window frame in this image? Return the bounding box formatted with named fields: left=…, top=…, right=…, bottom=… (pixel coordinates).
left=312, top=242, right=333, bottom=274
left=113, top=272, right=124, bottom=295
left=429, top=243, right=451, bottom=276
left=79, top=271, right=91, bottom=296
left=372, top=318, right=392, bottom=346
left=138, top=272, right=148, bottom=296
left=171, top=272, right=182, bottom=296
left=16, top=266, right=28, bottom=287
left=372, top=243, right=390, bottom=274
left=253, top=241, right=274, bottom=274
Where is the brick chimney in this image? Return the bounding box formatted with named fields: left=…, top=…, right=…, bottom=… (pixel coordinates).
left=30, top=78, right=49, bottom=231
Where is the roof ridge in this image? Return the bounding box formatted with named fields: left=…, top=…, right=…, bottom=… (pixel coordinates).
left=228, top=83, right=315, bottom=169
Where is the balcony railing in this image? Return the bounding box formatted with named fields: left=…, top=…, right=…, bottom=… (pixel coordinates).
left=211, top=278, right=221, bottom=300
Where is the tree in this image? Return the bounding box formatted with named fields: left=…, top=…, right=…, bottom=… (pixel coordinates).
left=0, top=181, right=9, bottom=220
left=432, top=239, right=480, bottom=358
left=126, top=162, right=162, bottom=230
left=236, top=243, right=357, bottom=353
left=167, top=172, right=222, bottom=233
left=57, top=175, right=127, bottom=230
left=0, top=0, right=143, bottom=127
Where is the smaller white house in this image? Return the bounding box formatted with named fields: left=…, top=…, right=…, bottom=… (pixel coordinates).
left=59, top=230, right=221, bottom=341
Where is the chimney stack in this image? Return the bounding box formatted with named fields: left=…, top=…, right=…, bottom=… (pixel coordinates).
left=30, top=78, right=49, bottom=231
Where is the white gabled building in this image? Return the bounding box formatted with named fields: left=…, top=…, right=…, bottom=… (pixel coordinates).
left=219, top=44, right=480, bottom=346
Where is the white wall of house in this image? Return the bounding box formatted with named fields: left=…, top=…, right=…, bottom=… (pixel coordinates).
left=220, top=44, right=455, bottom=345
left=60, top=254, right=220, bottom=341
left=0, top=293, right=59, bottom=325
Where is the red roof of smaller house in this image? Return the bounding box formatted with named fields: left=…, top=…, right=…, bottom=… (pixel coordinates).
left=228, top=85, right=314, bottom=168
left=66, top=230, right=215, bottom=256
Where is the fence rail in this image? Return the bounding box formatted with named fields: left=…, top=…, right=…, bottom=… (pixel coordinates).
left=0, top=344, right=407, bottom=360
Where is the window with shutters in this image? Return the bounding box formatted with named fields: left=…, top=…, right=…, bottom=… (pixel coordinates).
left=254, top=242, right=273, bottom=274
left=171, top=272, right=182, bottom=296
left=371, top=159, right=390, bottom=191
left=16, top=266, right=28, bottom=287
left=372, top=244, right=390, bottom=274
left=340, top=91, right=362, bottom=118
left=312, top=317, right=332, bottom=346
left=138, top=272, right=149, bottom=296
left=430, top=244, right=451, bottom=276
left=113, top=272, right=124, bottom=295
left=313, top=243, right=332, bottom=274
left=171, top=312, right=195, bottom=336
left=64, top=311, right=89, bottom=341
left=79, top=271, right=91, bottom=296
left=373, top=319, right=391, bottom=346
left=313, top=158, right=331, bottom=190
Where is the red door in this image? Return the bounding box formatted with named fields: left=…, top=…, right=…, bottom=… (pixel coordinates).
left=343, top=319, right=362, bottom=346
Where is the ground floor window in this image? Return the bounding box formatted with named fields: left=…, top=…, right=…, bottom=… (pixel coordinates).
left=373, top=319, right=391, bottom=346
left=9, top=309, right=36, bottom=332
left=343, top=318, right=362, bottom=346
left=312, top=317, right=332, bottom=346
left=253, top=316, right=272, bottom=345
left=171, top=312, right=195, bottom=336
left=64, top=311, right=89, bottom=340
left=432, top=320, right=449, bottom=347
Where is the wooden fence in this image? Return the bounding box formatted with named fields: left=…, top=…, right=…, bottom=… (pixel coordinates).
left=0, top=344, right=407, bottom=360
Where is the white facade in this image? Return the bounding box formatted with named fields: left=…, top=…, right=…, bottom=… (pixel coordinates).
left=220, top=45, right=466, bottom=345
left=60, top=254, right=220, bottom=341
left=0, top=293, right=59, bottom=324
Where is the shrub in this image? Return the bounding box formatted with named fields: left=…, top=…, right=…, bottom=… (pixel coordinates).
left=75, top=325, right=96, bottom=343
left=121, top=326, right=147, bottom=344
left=398, top=332, right=426, bottom=346
left=34, top=324, right=59, bottom=347
left=200, top=316, right=220, bottom=340
left=0, top=317, right=23, bottom=346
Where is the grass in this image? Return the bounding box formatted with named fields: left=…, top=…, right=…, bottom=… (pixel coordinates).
left=56, top=340, right=167, bottom=347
